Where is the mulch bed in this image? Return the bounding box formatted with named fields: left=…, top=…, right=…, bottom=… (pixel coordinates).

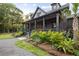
left=25, top=39, right=73, bottom=56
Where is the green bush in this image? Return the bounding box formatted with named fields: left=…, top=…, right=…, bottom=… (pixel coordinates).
left=50, top=32, right=64, bottom=48
left=49, top=31, right=75, bottom=54
left=74, top=41, right=79, bottom=50
left=31, top=30, right=51, bottom=43
left=46, top=30, right=53, bottom=43
left=57, top=38, right=75, bottom=54
left=31, top=31, right=41, bottom=43
left=49, top=32, right=65, bottom=45
left=73, top=49, right=79, bottom=56
left=30, top=30, right=75, bottom=54
left=38, top=31, right=50, bottom=43
left=12, top=32, right=23, bottom=37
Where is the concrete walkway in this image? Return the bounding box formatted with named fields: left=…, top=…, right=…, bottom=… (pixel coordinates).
left=0, top=37, right=35, bottom=56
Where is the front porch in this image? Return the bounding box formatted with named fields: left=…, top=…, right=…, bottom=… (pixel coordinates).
left=26, top=13, right=66, bottom=35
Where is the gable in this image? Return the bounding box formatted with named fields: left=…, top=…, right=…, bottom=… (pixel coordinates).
left=32, top=7, right=47, bottom=19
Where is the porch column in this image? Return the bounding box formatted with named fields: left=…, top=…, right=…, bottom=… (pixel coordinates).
left=28, top=22, right=31, bottom=36
left=27, top=23, right=29, bottom=32
left=34, top=20, right=36, bottom=30
left=24, top=23, right=27, bottom=32
left=56, top=13, right=60, bottom=31
left=43, top=17, right=45, bottom=31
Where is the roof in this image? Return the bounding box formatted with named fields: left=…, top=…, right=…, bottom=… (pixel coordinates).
left=32, top=7, right=47, bottom=19
left=26, top=3, right=69, bottom=22
left=51, top=3, right=61, bottom=7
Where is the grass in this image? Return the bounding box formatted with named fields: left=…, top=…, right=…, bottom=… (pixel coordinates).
left=0, top=33, right=14, bottom=39
left=0, top=32, right=23, bottom=39
left=16, top=40, right=49, bottom=56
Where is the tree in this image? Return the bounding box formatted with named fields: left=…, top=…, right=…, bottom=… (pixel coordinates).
left=0, top=3, right=23, bottom=33
left=61, top=3, right=79, bottom=40
left=72, top=3, right=79, bottom=40
left=59, top=8, right=71, bottom=31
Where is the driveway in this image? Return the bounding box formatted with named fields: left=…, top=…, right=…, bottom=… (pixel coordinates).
left=0, top=37, right=35, bottom=56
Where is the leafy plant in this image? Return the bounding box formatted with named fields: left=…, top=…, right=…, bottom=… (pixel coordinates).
left=31, top=30, right=76, bottom=54
left=73, top=49, right=79, bottom=56
left=31, top=31, right=41, bottom=43
left=31, top=30, right=51, bottom=43
left=57, top=38, right=75, bottom=54
left=49, top=31, right=75, bottom=54
left=49, top=32, right=65, bottom=46
left=38, top=31, right=49, bottom=43
left=74, top=41, right=79, bottom=49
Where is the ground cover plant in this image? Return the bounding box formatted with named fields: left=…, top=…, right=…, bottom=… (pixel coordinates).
left=31, top=30, right=79, bottom=55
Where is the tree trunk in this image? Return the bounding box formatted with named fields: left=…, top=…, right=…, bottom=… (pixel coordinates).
left=3, top=24, right=5, bottom=33
left=7, top=28, right=10, bottom=33
left=73, top=15, right=78, bottom=40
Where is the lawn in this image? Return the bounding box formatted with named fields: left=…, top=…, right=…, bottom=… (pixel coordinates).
left=0, top=33, right=14, bottom=39
left=16, top=40, right=50, bottom=56
left=0, top=32, right=23, bottom=39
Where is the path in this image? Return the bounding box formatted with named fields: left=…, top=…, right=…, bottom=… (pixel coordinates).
left=0, top=37, right=35, bottom=56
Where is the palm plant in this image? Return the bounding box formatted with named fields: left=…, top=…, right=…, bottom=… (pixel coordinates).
left=61, top=3, right=79, bottom=40
left=59, top=7, right=71, bottom=32
left=72, top=3, right=79, bottom=40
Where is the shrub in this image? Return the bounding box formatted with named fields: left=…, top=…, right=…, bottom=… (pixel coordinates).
left=31, top=31, right=41, bottom=43
left=49, top=32, right=65, bottom=47
left=39, top=31, right=50, bottom=43
left=12, top=32, right=23, bottom=37
left=30, top=30, right=75, bottom=54
left=73, top=49, right=79, bottom=56
left=31, top=30, right=51, bottom=43
left=38, top=31, right=46, bottom=42
left=46, top=30, right=53, bottom=43
left=57, top=38, right=75, bottom=54
left=74, top=41, right=79, bottom=49
left=49, top=31, right=75, bottom=54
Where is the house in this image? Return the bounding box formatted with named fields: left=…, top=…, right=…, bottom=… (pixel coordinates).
left=25, top=3, right=73, bottom=35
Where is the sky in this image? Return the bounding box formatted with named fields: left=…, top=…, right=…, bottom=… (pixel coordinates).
left=15, top=3, right=66, bottom=15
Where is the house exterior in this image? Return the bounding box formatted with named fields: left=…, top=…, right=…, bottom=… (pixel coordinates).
left=25, top=3, right=73, bottom=35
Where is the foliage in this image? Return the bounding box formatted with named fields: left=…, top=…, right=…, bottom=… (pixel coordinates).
left=49, top=32, right=65, bottom=45
left=16, top=40, right=49, bottom=56
left=61, top=3, right=79, bottom=40
left=57, top=38, right=75, bottom=54
left=72, top=3, right=79, bottom=14
left=73, top=49, right=79, bottom=56
left=31, top=30, right=75, bottom=54
left=13, top=32, right=23, bottom=37
left=72, top=3, right=79, bottom=40
left=31, top=30, right=52, bottom=43
left=31, top=31, right=41, bottom=43
left=38, top=31, right=50, bottom=43
left=74, top=41, right=79, bottom=50
left=62, top=8, right=71, bottom=16
left=49, top=31, right=75, bottom=54
left=0, top=3, right=23, bottom=33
